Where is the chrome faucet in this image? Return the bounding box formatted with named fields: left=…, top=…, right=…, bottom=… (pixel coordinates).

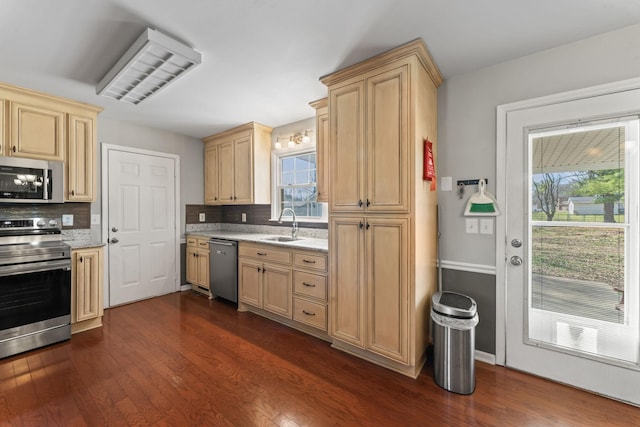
left=278, top=207, right=298, bottom=240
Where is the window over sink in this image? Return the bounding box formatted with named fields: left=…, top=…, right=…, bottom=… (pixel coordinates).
left=271, top=148, right=326, bottom=223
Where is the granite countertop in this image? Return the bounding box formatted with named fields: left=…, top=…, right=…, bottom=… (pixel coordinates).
left=64, top=239, right=106, bottom=249
left=188, top=230, right=328, bottom=253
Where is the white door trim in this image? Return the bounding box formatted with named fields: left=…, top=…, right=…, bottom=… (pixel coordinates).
left=101, top=143, right=181, bottom=308
left=496, top=76, right=640, bottom=366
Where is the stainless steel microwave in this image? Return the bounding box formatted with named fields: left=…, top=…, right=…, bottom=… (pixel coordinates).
left=0, top=157, right=64, bottom=203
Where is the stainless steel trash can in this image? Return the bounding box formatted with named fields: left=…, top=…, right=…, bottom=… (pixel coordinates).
left=431, top=291, right=479, bottom=394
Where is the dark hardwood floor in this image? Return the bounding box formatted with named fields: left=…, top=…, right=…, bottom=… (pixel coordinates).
left=1, top=291, right=638, bottom=426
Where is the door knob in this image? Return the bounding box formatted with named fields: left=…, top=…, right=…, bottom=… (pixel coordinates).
left=510, top=256, right=523, bottom=266
left=110, top=237, right=119, bottom=244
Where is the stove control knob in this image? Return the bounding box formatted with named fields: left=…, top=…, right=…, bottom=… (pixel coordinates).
left=36, top=220, right=46, bottom=227
left=49, top=220, right=58, bottom=227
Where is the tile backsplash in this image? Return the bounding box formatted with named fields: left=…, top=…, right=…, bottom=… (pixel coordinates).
left=185, top=204, right=328, bottom=230
left=0, top=203, right=90, bottom=229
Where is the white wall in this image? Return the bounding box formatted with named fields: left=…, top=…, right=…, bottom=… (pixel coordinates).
left=94, top=117, right=204, bottom=240
left=437, top=23, right=640, bottom=267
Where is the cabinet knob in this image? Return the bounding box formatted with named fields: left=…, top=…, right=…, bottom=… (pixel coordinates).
left=358, top=199, right=363, bottom=207
left=257, top=267, right=261, bottom=272
left=79, top=256, right=84, bottom=263
left=359, top=222, right=364, bottom=230
left=71, top=190, right=75, bottom=196
left=366, top=222, right=370, bottom=230
left=12, top=146, right=16, bottom=153
left=214, top=197, right=217, bottom=201
left=366, top=198, right=371, bottom=207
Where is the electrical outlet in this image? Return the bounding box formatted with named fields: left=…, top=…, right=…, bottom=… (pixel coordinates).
left=91, top=214, right=101, bottom=225
left=241, top=213, right=247, bottom=223
left=465, top=218, right=478, bottom=234
left=62, top=214, right=74, bottom=226
left=441, top=176, right=453, bottom=192
left=199, top=213, right=205, bottom=222
left=480, top=218, right=494, bottom=234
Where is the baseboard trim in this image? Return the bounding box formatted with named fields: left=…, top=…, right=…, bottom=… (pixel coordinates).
left=439, top=260, right=496, bottom=275
left=475, top=350, right=496, bottom=365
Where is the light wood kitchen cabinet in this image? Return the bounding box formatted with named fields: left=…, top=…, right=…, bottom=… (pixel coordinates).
left=71, top=246, right=104, bottom=334
left=292, top=250, right=328, bottom=332
left=9, top=97, right=65, bottom=161
left=66, top=111, right=97, bottom=201
left=321, top=39, right=442, bottom=378
left=328, top=66, right=410, bottom=213
left=202, top=122, right=272, bottom=205
left=309, top=98, right=329, bottom=203
left=204, top=144, right=219, bottom=203
left=0, top=82, right=101, bottom=201
left=186, top=236, right=210, bottom=295
left=238, top=243, right=292, bottom=318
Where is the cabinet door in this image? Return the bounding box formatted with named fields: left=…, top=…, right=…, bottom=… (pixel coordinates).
left=204, top=144, right=219, bottom=204
left=263, top=263, right=292, bottom=318
left=330, top=81, right=365, bottom=212
left=196, top=248, right=210, bottom=289
left=73, top=248, right=103, bottom=323
left=366, top=66, right=409, bottom=212
left=330, top=216, right=366, bottom=348
left=0, top=99, right=4, bottom=155
left=316, top=105, right=329, bottom=203
left=239, top=259, right=263, bottom=308
left=67, top=113, right=95, bottom=201
left=233, top=135, right=253, bottom=204
left=10, top=101, right=65, bottom=161
left=366, top=217, right=409, bottom=363
left=186, top=246, right=198, bottom=285
left=218, top=141, right=235, bottom=203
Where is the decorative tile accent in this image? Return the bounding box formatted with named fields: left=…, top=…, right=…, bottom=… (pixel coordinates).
left=0, top=203, right=90, bottom=229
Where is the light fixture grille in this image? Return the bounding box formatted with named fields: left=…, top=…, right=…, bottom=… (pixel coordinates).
left=97, top=28, right=201, bottom=105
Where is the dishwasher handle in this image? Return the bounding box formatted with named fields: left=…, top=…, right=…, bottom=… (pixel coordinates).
left=209, top=239, right=236, bottom=247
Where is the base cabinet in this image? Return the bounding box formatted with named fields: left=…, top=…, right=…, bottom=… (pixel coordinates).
left=71, top=246, right=104, bottom=334
left=186, top=235, right=210, bottom=295
left=238, top=243, right=292, bottom=318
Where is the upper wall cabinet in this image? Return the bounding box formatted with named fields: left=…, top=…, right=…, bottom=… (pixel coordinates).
left=202, top=122, right=272, bottom=205
left=309, top=98, right=329, bottom=203
left=0, top=82, right=102, bottom=202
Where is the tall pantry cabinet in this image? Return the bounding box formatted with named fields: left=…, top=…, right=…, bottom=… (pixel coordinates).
left=320, top=39, right=443, bottom=378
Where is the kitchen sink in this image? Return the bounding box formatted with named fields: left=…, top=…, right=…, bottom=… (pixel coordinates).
left=262, top=236, right=302, bottom=242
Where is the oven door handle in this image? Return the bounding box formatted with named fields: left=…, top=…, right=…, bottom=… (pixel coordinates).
left=0, top=259, right=71, bottom=277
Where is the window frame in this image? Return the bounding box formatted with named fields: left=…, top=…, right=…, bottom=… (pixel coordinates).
left=270, top=145, right=327, bottom=223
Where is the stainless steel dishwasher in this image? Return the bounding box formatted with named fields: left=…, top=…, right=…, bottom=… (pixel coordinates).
left=209, top=239, right=238, bottom=303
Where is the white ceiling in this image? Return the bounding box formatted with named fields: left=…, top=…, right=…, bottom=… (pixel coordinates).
left=1, top=0, right=639, bottom=139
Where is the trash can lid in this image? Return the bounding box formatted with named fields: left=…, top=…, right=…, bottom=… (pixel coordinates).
left=432, top=291, right=477, bottom=318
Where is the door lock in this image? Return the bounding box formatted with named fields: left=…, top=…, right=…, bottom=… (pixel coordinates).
left=112, top=226, right=119, bottom=232
left=511, top=239, right=522, bottom=248
left=510, top=256, right=523, bottom=266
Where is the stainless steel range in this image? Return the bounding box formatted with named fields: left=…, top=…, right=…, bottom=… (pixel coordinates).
left=0, top=217, right=71, bottom=359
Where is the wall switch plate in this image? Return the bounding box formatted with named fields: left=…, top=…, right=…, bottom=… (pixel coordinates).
left=199, top=213, right=205, bottom=222
left=480, top=218, right=494, bottom=234
left=62, top=214, right=74, bottom=226
left=91, top=214, right=101, bottom=225
left=465, top=218, right=478, bottom=234
left=441, top=176, right=453, bottom=192
left=241, top=213, right=247, bottom=223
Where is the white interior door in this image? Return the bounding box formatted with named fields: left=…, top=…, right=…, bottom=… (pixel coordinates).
left=504, top=88, right=640, bottom=405
left=107, top=148, right=177, bottom=306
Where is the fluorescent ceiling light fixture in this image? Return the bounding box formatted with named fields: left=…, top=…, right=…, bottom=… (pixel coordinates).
left=97, top=27, right=201, bottom=105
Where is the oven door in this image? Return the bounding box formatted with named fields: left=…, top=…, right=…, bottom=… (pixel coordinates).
left=0, top=259, right=71, bottom=333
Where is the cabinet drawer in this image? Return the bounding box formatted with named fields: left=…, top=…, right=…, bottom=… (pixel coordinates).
left=186, top=237, right=198, bottom=246
left=293, top=298, right=327, bottom=331
left=239, top=244, right=291, bottom=264
left=293, top=252, right=327, bottom=272
left=293, top=271, right=327, bottom=301
left=197, top=239, right=209, bottom=249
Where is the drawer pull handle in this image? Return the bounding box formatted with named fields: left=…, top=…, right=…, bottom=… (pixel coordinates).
left=302, top=282, right=316, bottom=287
left=302, top=259, right=316, bottom=264
left=302, top=310, right=316, bottom=316
left=257, top=252, right=267, bottom=256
